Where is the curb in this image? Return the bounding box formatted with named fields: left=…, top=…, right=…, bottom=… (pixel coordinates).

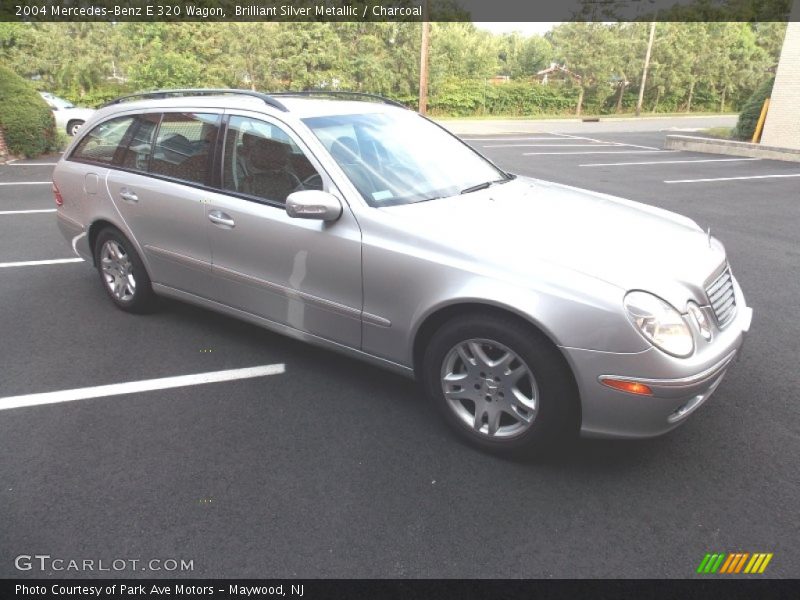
left=665, top=135, right=800, bottom=163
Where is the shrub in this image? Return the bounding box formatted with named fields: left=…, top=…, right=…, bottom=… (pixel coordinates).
left=733, top=77, right=775, bottom=141
left=0, top=64, right=57, bottom=157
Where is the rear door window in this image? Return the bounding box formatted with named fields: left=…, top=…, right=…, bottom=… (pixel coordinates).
left=117, top=113, right=160, bottom=172
left=148, top=113, right=220, bottom=185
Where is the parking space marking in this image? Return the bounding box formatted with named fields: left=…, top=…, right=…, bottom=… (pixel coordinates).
left=665, top=173, right=800, bottom=184
left=0, top=209, right=57, bottom=215
left=0, top=258, right=84, bottom=268
left=0, top=363, right=286, bottom=411
left=463, top=137, right=568, bottom=142
left=548, top=131, right=661, bottom=151
left=483, top=143, right=619, bottom=148
left=0, top=181, right=52, bottom=186
left=523, top=150, right=677, bottom=156
left=580, top=158, right=762, bottom=167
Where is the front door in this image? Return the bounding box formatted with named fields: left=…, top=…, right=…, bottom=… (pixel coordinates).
left=205, top=112, right=363, bottom=349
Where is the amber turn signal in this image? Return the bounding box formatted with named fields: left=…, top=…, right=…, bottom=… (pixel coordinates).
left=600, top=378, right=654, bottom=396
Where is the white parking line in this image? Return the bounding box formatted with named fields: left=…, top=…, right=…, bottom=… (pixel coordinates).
left=0, top=258, right=84, bottom=268
left=665, top=173, right=800, bottom=184
left=0, top=363, right=286, bottom=411
left=523, top=150, right=677, bottom=156
left=580, top=158, right=762, bottom=167
left=547, top=132, right=662, bottom=151
left=464, top=137, right=566, bottom=142
left=483, top=143, right=617, bottom=148
left=0, top=209, right=57, bottom=215
left=0, top=181, right=52, bottom=186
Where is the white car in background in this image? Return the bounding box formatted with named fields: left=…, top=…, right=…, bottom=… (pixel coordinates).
left=39, top=92, right=95, bottom=136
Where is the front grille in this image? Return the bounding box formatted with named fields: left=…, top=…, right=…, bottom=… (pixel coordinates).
left=706, top=267, right=736, bottom=328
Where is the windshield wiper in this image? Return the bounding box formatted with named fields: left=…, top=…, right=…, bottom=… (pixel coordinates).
left=460, top=176, right=514, bottom=195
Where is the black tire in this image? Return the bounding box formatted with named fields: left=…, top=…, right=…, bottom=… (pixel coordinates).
left=93, top=227, right=157, bottom=313
left=67, top=120, right=84, bottom=137
left=422, top=313, right=579, bottom=457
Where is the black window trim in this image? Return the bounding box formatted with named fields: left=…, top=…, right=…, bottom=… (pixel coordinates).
left=67, top=109, right=339, bottom=212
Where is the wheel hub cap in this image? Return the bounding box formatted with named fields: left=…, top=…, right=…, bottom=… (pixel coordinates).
left=100, top=240, right=136, bottom=302
left=441, top=338, right=539, bottom=439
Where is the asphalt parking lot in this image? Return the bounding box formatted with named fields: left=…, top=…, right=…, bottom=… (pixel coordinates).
left=1, top=129, right=798, bottom=579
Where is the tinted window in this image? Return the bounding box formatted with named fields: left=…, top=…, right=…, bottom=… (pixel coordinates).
left=149, top=113, right=220, bottom=185
left=222, top=116, right=321, bottom=204
left=117, top=113, right=159, bottom=172
left=71, top=116, right=135, bottom=165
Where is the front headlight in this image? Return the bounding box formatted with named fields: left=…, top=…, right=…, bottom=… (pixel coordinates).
left=624, top=291, right=694, bottom=357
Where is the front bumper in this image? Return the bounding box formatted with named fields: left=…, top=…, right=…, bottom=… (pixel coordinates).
left=565, top=284, right=752, bottom=439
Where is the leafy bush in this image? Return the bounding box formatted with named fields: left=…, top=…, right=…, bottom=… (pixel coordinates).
left=733, top=77, right=774, bottom=141
left=0, top=64, right=57, bottom=157
left=58, top=85, right=134, bottom=109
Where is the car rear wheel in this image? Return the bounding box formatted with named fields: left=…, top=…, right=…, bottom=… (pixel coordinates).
left=67, top=120, right=84, bottom=136
left=422, top=314, right=579, bottom=457
left=94, top=228, right=156, bottom=313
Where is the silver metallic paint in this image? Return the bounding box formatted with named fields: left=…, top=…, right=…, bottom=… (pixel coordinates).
left=54, top=95, right=752, bottom=439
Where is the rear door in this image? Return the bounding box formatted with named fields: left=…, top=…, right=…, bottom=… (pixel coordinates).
left=104, top=110, right=221, bottom=299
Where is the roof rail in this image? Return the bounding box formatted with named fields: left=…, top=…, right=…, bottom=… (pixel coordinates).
left=100, top=89, right=289, bottom=112
left=270, top=90, right=409, bottom=109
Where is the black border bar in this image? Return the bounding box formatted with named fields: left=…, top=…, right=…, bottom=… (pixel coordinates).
left=3, top=579, right=800, bottom=600
left=1, top=0, right=796, bottom=23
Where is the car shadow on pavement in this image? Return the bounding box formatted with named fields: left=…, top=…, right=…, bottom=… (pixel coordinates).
left=157, top=296, right=675, bottom=472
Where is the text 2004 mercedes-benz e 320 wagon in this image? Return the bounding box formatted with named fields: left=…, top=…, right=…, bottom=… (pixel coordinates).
left=53, top=89, right=752, bottom=455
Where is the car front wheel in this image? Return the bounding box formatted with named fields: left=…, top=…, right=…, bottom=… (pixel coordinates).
left=67, top=120, right=84, bottom=136
left=422, top=314, right=579, bottom=456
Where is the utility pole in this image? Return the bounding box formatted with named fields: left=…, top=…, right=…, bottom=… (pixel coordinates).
left=636, top=22, right=656, bottom=117
left=418, top=0, right=430, bottom=115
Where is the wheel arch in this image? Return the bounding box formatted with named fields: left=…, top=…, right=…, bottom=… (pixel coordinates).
left=87, top=219, right=130, bottom=267
left=66, top=119, right=84, bottom=135
left=411, top=301, right=582, bottom=420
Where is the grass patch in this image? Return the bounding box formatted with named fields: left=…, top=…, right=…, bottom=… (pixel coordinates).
left=702, top=127, right=735, bottom=139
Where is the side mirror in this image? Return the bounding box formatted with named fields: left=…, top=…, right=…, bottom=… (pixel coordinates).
left=286, top=190, right=342, bottom=222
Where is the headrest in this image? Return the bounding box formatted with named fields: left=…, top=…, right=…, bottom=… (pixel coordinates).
left=249, top=137, right=290, bottom=170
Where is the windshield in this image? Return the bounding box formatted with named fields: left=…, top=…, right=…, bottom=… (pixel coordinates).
left=41, top=93, right=75, bottom=109
left=302, top=111, right=508, bottom=206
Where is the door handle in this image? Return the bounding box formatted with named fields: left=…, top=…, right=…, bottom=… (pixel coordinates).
left=208, top=210, right=235, bottom=228
left=119, top=188, right=138, bottom=203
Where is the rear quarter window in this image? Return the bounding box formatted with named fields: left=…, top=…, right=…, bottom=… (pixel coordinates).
left=70, top=116, right=136, bottom=165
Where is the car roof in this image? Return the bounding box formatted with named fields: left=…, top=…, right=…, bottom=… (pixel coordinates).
left=97, top=95, right=402, bottom=120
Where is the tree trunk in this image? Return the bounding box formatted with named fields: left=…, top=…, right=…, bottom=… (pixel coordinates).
left=719, top=86, right=727, bottom=113
left=576, top=87, right=584, bottom=116
left=686, top=80, right=695, bottom=112
left=615, top=81, right=626, bottom=113
left=652, top=87, right=661, bottom=113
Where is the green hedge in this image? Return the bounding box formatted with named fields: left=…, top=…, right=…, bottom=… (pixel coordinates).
left=0, top=64, right=57, bottom=158
left=425, top=80, right=579, bottom=117
left=733, top=77, right=774, bottom=141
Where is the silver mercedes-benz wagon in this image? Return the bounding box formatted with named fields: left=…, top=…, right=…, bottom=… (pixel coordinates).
left=53, top=89, right=752, bottom=455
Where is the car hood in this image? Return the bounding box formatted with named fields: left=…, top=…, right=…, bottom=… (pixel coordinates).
left=379, top=177, right=726, bottom=305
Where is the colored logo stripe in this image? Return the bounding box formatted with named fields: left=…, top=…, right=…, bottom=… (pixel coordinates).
left=698, top=553, right=773, bottom=574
